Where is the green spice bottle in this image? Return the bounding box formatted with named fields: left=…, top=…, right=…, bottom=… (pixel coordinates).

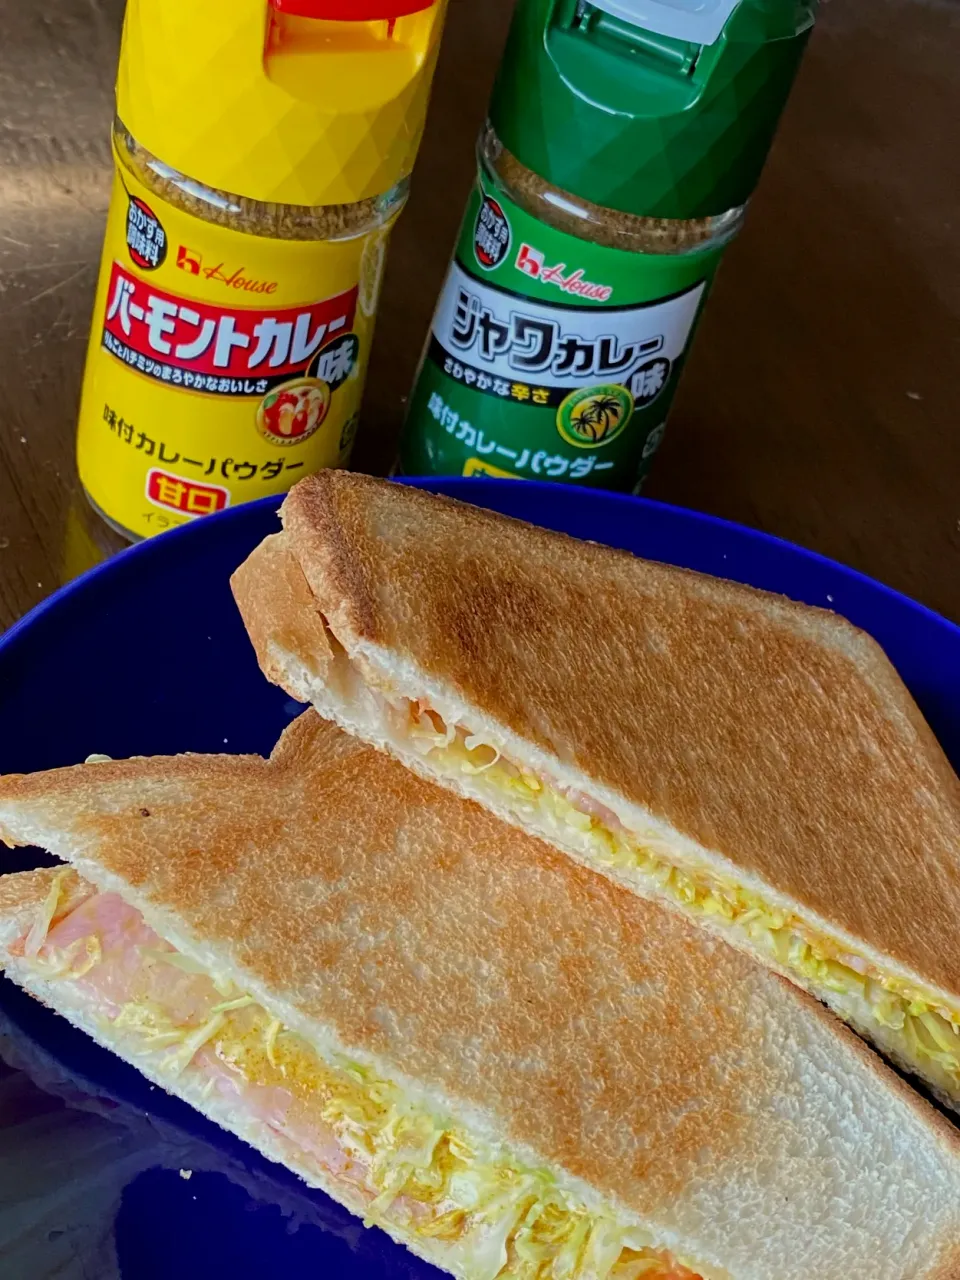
left=399, top=0, right=816, bottom=491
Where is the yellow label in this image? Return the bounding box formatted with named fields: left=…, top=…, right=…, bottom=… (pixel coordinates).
left=76, top=160, right=392, bottom=538
left=462, top=457, right=520, bottom=479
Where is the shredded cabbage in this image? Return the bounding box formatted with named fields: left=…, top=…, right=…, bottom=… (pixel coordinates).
left=28, top=934, right=103, bottom=980
left=263, top=1017, right=282, bottom=1068
left=23, top=869, right=70, bottom=958
left=160, top=1011, right=227, bottom=1078
left=113, top=1000, right=188, bottom=1050
left=20, top=891, right=700, bottom=1280
left=210, top=995, right=257, bottom=1015
left=461, top=733, right=502, bottom=776
left=407, top=704, right=458, bottom=752
left=405, top=708, right=960, bottom=1088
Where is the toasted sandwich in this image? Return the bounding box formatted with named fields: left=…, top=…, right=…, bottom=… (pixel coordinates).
left=0, top=1004, right=384, bottom=1270
left=3, top=714, right=960, bottom=1279
left=232, top=472, right=960, bottom=1113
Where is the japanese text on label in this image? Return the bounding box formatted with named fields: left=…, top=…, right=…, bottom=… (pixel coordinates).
left=102, top=262, right=358, bottom=395
left=431, top=261, right=704, bottom=401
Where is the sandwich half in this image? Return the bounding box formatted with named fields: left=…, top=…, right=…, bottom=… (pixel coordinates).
left=3, top=713, right=960, bottom=1280
left=232, top=472, right=960, bottom=1113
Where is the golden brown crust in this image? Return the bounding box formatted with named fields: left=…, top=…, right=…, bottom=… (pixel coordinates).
left=0, top=718, right=752, bottom=1215
left=0, top=874, right=462, bottom=1280
left=766, top=972, right=960, bottom=1160
left=230, top=532, right=334, bottom=689
left=272, top=472, right=960, bottom=1000
left=0, top=866, right=60, bottom=915
left=0, top=866, right=88, bottom=920
left=3, top=716, right=960, bottom=1276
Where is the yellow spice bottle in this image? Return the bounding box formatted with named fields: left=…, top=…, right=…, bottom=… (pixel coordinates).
left=76, top=0, right=448, bottom=539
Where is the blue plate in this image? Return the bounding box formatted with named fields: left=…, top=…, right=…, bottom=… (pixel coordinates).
left=0, top=479, right=958, bottom=1279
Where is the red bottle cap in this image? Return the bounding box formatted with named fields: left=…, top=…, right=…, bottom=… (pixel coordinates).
left=270, top=0, right=433, bottom=17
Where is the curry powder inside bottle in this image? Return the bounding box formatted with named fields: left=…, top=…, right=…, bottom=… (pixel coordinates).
left=77, top=0, right=448, bottom=539
left=400, top=0, right=816, bottom=492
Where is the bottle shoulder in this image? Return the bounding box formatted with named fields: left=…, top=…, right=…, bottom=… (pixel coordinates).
left=113, top=121, right=408, bottom=244
left=479, top=123, right=744, bottom=256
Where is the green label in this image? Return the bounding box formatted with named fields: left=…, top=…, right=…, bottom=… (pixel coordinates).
left=399, top=176, right=728, bottom=491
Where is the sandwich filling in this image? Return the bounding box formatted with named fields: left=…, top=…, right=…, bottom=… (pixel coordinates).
left=387, top=699, right=960, bottom=1097
left=6, top=871, right=702, bottom=1280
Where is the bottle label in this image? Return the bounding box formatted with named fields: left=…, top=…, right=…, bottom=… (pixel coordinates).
left=401, top=179, right=728, bottom=490
left=77, top=155, right=391, bottom=538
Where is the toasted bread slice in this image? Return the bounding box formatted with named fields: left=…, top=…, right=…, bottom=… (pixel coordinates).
left=231, top=472, right=960, bottom=1112
left=2, top=714, right=960, bottom=1280
left=0, top=993, right=414, bottom=1272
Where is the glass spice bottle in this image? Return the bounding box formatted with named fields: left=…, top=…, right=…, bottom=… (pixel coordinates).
left=77, top=0, right=448, bottom=540
left=400, top=0, right=817, bottom=493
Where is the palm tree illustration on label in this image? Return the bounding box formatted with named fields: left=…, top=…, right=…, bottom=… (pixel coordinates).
left=556, top=384, right=634, bottom=449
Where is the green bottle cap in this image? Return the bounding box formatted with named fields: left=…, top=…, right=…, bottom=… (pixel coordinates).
left=488, top=0, right=817, bottom=221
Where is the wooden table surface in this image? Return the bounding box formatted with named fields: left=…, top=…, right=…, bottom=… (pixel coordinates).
left=1, top=0, right=957, bottom=632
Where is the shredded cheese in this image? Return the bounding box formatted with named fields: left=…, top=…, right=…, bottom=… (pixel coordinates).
left=402, top=704, right=960, bottom=1088
left=28, top=934, right=103, bottom=980
left=23, top=869, right=70, bottom=958
left=14, top=889, right=700, bottom=1280
left=160, top=1011, right=227, bottom=1078
left=210, top=995, right=257, bottom=1014
left=263, top=1017, right=282, bottom=1069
